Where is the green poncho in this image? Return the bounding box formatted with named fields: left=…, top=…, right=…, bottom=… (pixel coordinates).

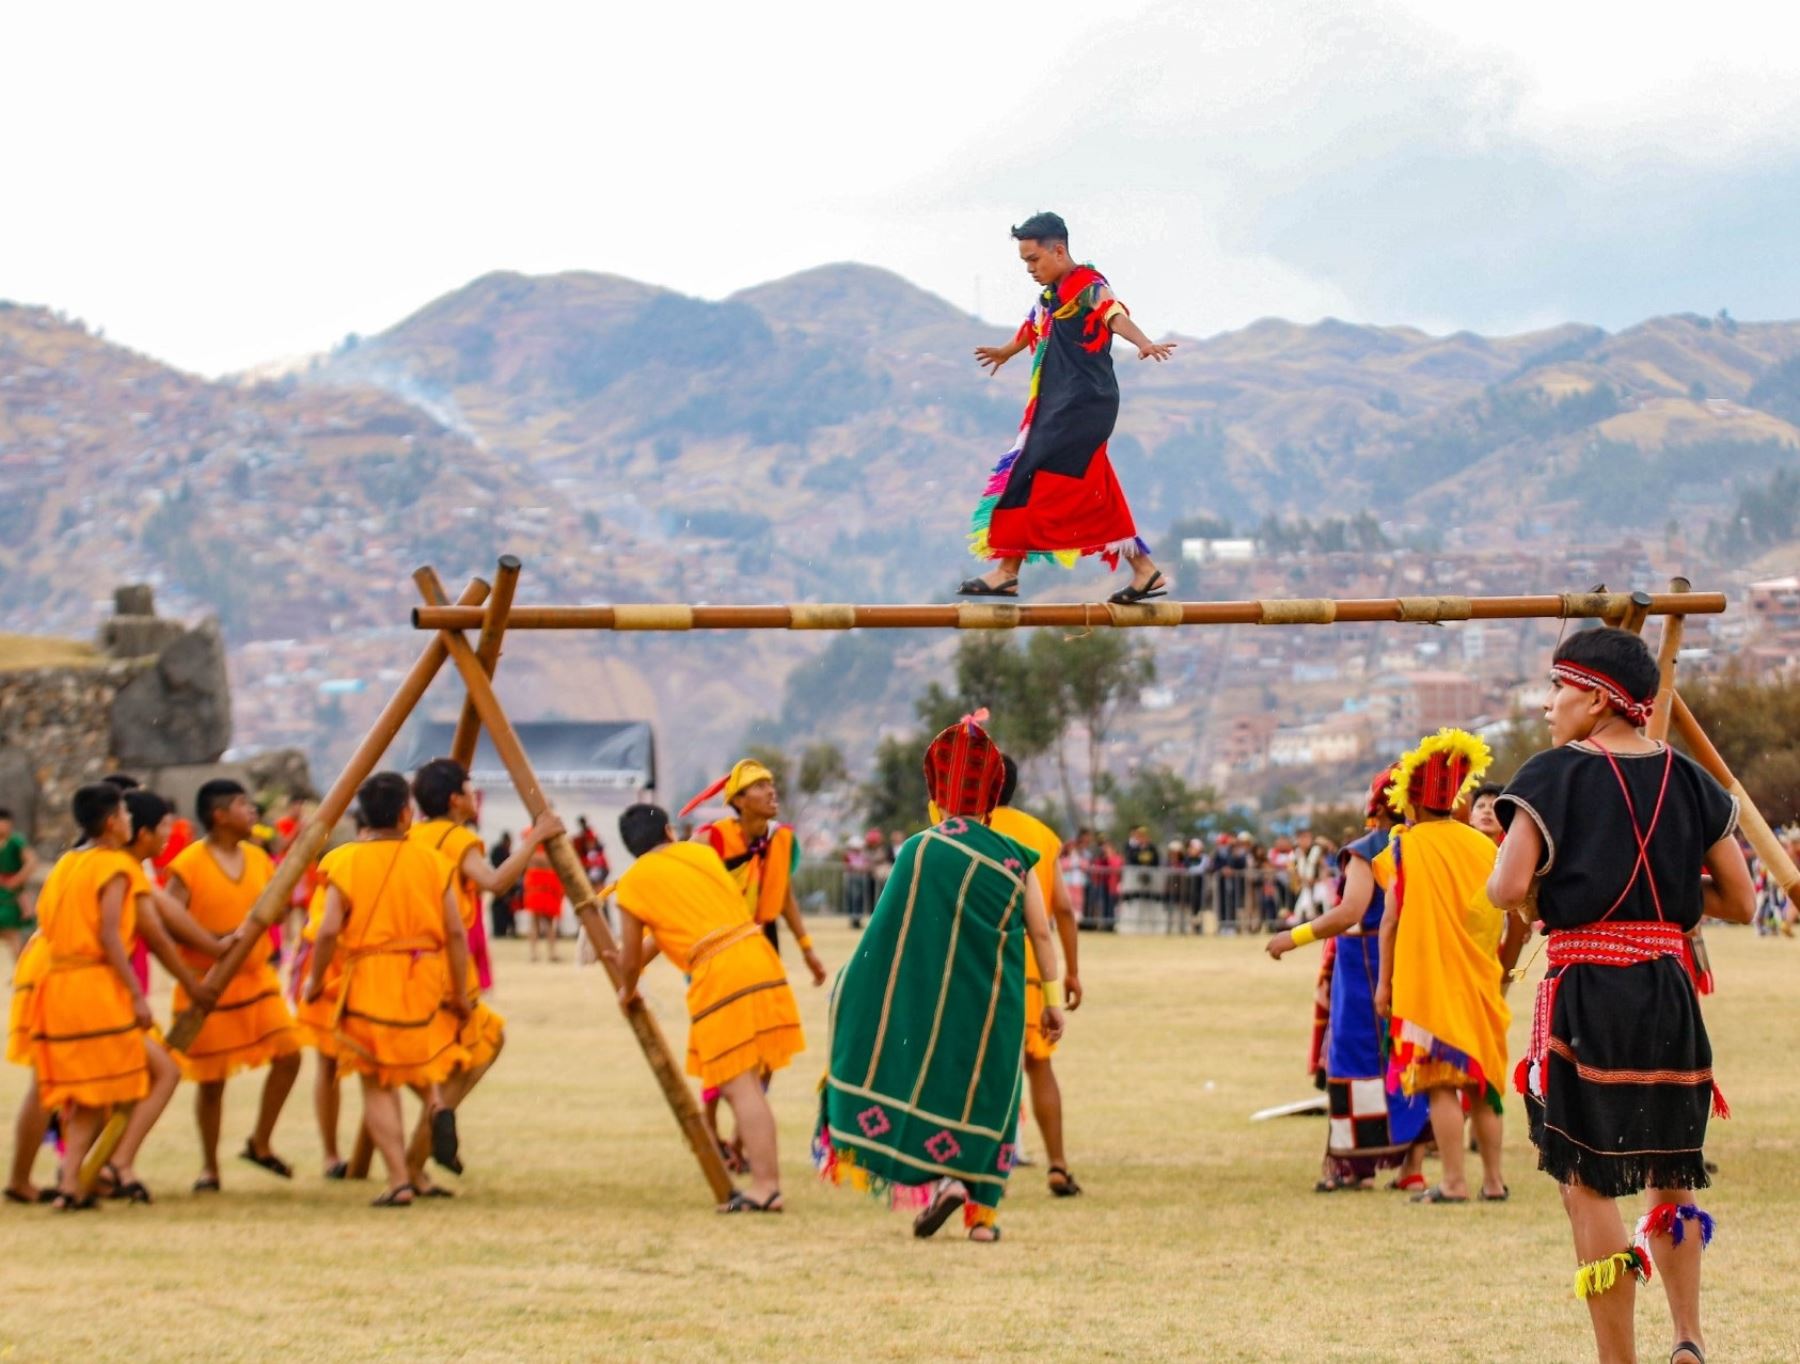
left=815, top=816, right=1038, bottom=1214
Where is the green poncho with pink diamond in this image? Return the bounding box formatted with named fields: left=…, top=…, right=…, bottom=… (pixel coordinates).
left=815, top=817, right=1037, bottom=1218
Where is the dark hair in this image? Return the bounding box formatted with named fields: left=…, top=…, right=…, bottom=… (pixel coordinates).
left=998, top=755, right=1020, bottom=807
left=125, top=790, right=172, bottom=839
left=1472, top=783, right=1504, bottom=804
left=1011, top=211, right=1069, bottom=247
left=412, top=757, right=468, bottom=819
left=356, top=772, right=412, bottom=831
left=72, top=783, right=124, bottom=839
left=101, top=773, right=141, bottom=791
left=1552, top=626, right=1659, bottom=709
left=0, top=807, right=10, bottom=822
left=196, top=778, right=247, bottom=829
left=619, top=803, right=672, bottom=858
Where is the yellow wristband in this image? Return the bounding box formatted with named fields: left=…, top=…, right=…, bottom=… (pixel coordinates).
left=796, top=935, right=814, bottom=951
left=1291, top=922, right=1318, bottom=948
left=1040, top=980, right=1066, bottom=1010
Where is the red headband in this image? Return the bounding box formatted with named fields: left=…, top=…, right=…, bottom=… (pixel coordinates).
left=1551, top=660, right=1654, bottom=727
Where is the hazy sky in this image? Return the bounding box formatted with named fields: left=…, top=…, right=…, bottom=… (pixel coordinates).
left=6, top=0, right=1799, bottom=376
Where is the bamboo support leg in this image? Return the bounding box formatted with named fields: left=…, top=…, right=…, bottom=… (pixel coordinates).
left=165, top=575, right=492, bottom=1053
left=1671, top=693, right=1800, bottom=899
left=413, top=569, right=735, bottom=1204
left=1646, top=578, right=1690, bottom=743
left=450, top=555, right=520, bottom=766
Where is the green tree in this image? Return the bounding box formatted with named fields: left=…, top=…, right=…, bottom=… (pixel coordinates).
left=861, top=732, right=929, bottom=831
left=1682, top=667, right=1800, bottom=826
left=1488, top=706, right=1552, bottom=785
left=1098, top=765, right=1221, bottom=844
left=1027, top=630, right=1156, bottom=830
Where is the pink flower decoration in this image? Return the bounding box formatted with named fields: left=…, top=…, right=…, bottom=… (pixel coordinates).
left=925, top=1130, right=962, bottom=1163
left=857, top=1106, right=891, bottom=1139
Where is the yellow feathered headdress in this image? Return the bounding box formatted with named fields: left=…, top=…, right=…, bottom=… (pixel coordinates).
left=678, top=758, right=775, bottom=818
left=1386, top=729, right=1492, bottom=821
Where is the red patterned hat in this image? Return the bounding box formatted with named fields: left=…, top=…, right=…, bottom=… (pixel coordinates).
left=924, top=709, right=1006, bottom=818
left=1365, top=764, right=1403, bottom=823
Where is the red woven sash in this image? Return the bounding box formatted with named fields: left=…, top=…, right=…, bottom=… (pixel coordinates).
left=1520, top=922, right=1690, bottom=1101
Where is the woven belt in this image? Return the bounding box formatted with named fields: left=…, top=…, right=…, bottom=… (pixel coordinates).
left=688, top=922, right=762, bottom=970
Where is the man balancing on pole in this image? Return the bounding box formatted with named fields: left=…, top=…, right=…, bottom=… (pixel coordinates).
left=961, top=211, right=1177, bottom=605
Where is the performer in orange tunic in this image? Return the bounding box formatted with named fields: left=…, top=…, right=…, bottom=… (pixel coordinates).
left=406, top=757, right=563, bottom=1180
left=303, top=772, right=471, bottom=1207
left=163, top=778, right=304, bottom=1191
left=20, top=786, right=175, bottom=1209
left=293, top=870, right=349, bottom=1178
left=611, top=802, right=805, bottom=1212
left=987, top=756, right=1085, bottom=1197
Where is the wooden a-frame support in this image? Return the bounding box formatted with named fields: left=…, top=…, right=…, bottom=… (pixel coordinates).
left=158, top=564, right=1797, bottom=1206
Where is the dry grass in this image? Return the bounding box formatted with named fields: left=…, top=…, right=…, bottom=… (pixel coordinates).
left=0, top=634, right=102, bottom=672
left=1, top=923, right=1795, bottom=1363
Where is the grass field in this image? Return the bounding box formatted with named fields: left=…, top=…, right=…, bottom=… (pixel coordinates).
left=1, top=922, right=1795, bottom=1363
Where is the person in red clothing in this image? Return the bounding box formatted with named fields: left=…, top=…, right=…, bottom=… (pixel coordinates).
left=520, top=846, right=564, bottom=964
left=960, top=211, right=1177, bottom=604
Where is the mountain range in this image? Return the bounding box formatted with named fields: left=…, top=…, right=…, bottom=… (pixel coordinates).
left=3, top=267, right=1797, bottom=786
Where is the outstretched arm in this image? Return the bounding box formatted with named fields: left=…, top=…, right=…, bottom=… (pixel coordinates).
left=460, top=813, right=567, bottom=896
left=1268, top=858, right=1371, bottom=959
left=974, top=333, right=1031, bottom=375
left=1109, top=312, right=1176, bottom=362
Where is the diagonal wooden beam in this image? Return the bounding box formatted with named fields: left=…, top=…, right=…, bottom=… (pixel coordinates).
left=413, top=567, right=735, bottom=1204
left=450, top=554, right=520, bottom=768
left=1645, top=577, right=1689, bottom=743
left=165, top=574, right=490, bottom=1053
left=1671, top=692, right=1800, bottom=900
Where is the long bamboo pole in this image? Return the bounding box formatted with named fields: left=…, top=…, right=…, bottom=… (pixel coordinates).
left=1646, top=577, right=1690, bottom=744
left=1670, top=693, right=1800, bottom=898
left=413, top=568, right=735, bottom=1204
left=450, top=554, right=520, bottom=767
left=165, top=575, right=491, bottom=1053
left=413, top=590, right=1726, bottom=633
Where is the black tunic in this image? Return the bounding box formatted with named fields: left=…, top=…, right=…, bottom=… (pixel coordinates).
left=1499, top=742, right=1738, bottom=1195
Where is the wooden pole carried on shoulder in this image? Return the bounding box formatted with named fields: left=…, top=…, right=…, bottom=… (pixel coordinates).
left=413, top=566, right=735, bottom=1205
left=166, top=575, right=491, bottom=1053
left=1646, top=577, right=1690, bottom=744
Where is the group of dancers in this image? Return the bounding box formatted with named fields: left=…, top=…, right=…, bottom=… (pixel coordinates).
left=1, top=211, right=1760, bottom=1361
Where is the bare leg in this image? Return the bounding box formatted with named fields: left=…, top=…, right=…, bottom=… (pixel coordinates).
left=1398, top=1140, right=1427, bottom=1183
left=359, top=1077, right=413, bottom=1200
left=406, top=1033, right=502, bottom=1176
left=1471, top=1100, right=1506, bottom=1197
left=111, top=1037, right=181, bottom=1183
left=528, top=915, right=542, bottom=962
left=1127, top=550, right=1163, bottom=591
left=1562, top=1181, right=1636, bottom=1364
left=8, top=1081, right=49, bottom=1197
left=1645, top=1188, right=1706, bottom=1361
left=1024, top=1054, right=1068, bottom=1172
left=195, top=1079, right=225, bottom=1182
left=249, top=1050, right=301, bottom=1159
left=718, top=1068, right=779, bottom=1205
left=56, top=1105, right=104, bottom=1198
left=1425, top=1088, right=1469, bottom=1198
left=314, top=1054, right=342, bottom=1168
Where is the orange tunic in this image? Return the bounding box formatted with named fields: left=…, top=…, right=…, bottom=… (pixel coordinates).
left=7, top=850, right=84, bottom=1066
left=25, top=848, right=152, bottom=1108
left=292, top=883, right=342, bottom=1057
left=615, top=842, right=804, bottom=1088
left=166, top=840, right=301, bottom=1082
left=407, top=818, right=505, bottom=1070
left=317, top=838, right=468, bottom=1088
left=989, top=806, right=1064, bottom=1061
left=697, top=818, right=797, bottom=926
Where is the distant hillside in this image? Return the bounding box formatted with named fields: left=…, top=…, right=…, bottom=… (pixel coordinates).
left=5, top=273, right=1800, bottom=788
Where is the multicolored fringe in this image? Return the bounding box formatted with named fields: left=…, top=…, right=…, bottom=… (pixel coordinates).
left=1387, top=1024, right=1503, bottom=1114
left=811, top=1129, right=934, bottom=1213
left=1634, top=1202, right=1716, bottom=1266
left=1573, top=1247, right=1654, bottom=1300
left=964, top=1201, right=998, bottom=1230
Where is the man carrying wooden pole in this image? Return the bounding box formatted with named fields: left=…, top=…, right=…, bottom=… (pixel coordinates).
left=414, top=565, right=735, bottom=1204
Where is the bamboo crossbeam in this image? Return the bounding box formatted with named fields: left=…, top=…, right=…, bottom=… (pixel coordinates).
left=450, top=554, right=520, bottom=767
left=165, top=575, right=492, bottom=1053
left=1670, top=693, right=1800, bottom=899
left=413, top=568, right=735, bottom=1205
left=412, top=591, right=1726, bottom=633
